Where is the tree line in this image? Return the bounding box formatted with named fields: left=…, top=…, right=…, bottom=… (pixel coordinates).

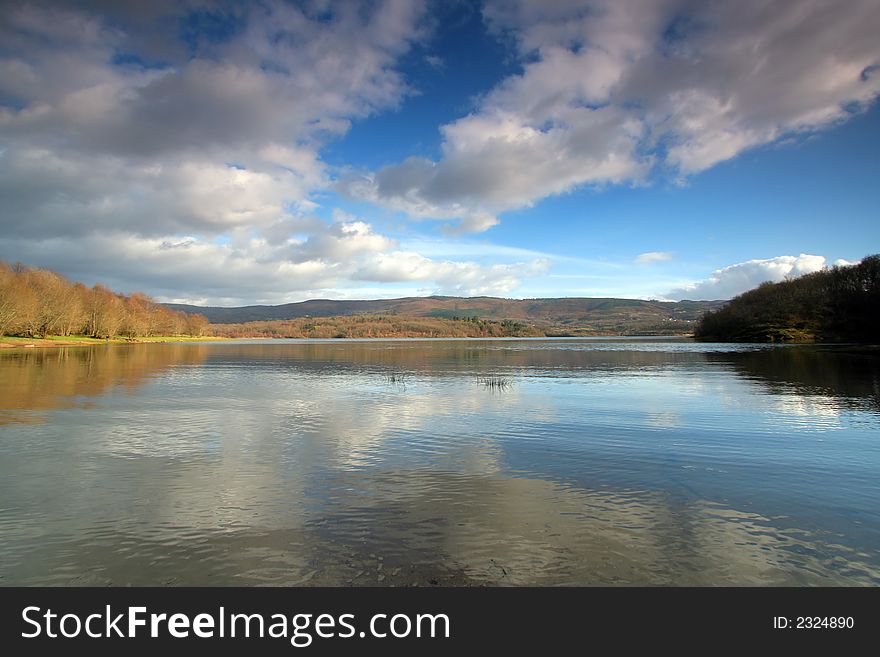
left=695, top=255, right=879, bottom=343
left=0, top=261, right=208, bottom=339
left=209, top=314, right=543, bottom=339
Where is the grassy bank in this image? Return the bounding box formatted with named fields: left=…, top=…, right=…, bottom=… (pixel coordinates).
left=0, top=335, right=225, bottom=348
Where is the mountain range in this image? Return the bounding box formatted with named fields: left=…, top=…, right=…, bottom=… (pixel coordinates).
left=166, top=296, right=725, bottom=335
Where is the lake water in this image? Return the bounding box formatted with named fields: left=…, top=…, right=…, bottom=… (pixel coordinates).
left=1, top=338, right=878, bottom=586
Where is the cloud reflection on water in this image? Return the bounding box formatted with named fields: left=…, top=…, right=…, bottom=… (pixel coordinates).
left=0, top=339, right=878, bottom=585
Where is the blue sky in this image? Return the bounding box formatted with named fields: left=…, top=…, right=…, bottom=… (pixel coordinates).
left=1, top=0, right=878, bottom=305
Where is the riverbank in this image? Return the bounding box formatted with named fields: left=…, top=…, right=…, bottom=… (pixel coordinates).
left=0, top=335, right=224, bottom=348
left=0, top=332, right=702, bottom=348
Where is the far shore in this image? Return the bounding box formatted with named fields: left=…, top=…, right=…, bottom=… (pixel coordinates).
left=5, top=334, right=875, bottom=352
left=0, top=333, right=701, bottom=349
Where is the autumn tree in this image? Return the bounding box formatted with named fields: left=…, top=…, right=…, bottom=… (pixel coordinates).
left=185, top=313, right=209, bottom=337
left=1, top=260, right=207, bottom=340
left=3, top=265, right=40, bottom=337
left=88, top=285, right=126, bottom=338
left=122, top=292, right=154, bottom=338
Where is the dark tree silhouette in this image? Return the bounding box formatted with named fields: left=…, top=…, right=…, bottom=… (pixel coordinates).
left=695, top=255, right=879, bottom=343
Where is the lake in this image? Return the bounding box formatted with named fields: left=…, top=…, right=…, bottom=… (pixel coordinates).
left=1, top=338, right=878, bottom=586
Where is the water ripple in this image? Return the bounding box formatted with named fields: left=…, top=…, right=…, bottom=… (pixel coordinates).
left=1, top=339, right=878, bottom=585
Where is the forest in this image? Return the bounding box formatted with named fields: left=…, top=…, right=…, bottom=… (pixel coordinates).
left=695, top=255, right=879, bottom=343
left=0, top=261, right=208, bottom=339
left=7, top=256, right=876, bottom=344
left=0, top=260, right=540, bottom=341
left=210, top=314, right=542, bottom=339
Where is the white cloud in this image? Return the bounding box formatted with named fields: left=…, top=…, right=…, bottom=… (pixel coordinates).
left=0, top=1, right=426, bottom=240
left=635, top=251, right=673, bottom=265
left=342, top=105, right=651, bottom=231
left=353, top=252, right=549, bottom=295
left=347, top=0, right=880, bottom=231
left=2, top=1, right=875, bottom=303
left=425, top=55, right=444, bottom=70
left=666, top=254, right=827, bottom=300
left=0, top=213, right=547, bottom=304
left=0, top=1, right=426, bottom=157
left=0, top=147, right=319, bottom=239
left=281, top=216, right=397, bottom=264
left=3, top=1, right=558, bottom=303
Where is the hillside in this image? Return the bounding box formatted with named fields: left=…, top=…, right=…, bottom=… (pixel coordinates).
left=166, top=296, right=725, bottom=336
left=695, top=255, right=879, bottom=343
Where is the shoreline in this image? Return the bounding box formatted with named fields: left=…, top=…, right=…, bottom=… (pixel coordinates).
left=0, top=336, right=225, bottom=349
left=12, top=334, right=868, bottom=350
left=0, top=333, right=700, bottom=349
left=6, top=335, right=876, bottom=350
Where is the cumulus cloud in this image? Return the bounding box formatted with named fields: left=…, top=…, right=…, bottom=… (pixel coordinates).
left=0, top=1, right=427, bottom=241
left=346, top=0, right=880, bottom=231
left=635, top=251, right=673, bottom=265
left=353, top=252, right=549, bottom=295
left=0, top=147, right=320, bottom=241
left=0, top=1, right=424, bottom=156
left=342, top=105, right=650, bottom=231
left=2, top=1, right=875, bottom=302
left=0, top=211, right=544, bottom=304
left=0, top=1, right=540, bottom=302
left=666, top=254, right=827, bottom=300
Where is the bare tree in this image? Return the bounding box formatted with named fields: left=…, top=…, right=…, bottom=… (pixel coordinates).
left=1, top=260, right=206, bottom=340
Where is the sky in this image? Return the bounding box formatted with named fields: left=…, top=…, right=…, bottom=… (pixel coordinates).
left=0, top=0, right=878, bottom=305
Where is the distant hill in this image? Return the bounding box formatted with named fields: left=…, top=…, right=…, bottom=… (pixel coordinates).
left=165, top=296, right=725, bottom=336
